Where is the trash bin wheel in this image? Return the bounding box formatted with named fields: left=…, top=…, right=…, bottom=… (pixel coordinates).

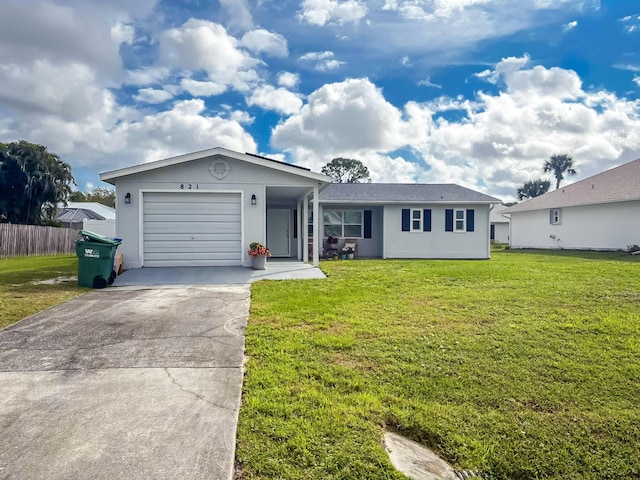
left=93, top=276, right=108, bottom=289
left=108, top=270, right=117, bottom=285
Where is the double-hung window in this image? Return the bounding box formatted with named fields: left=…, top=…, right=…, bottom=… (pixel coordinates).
left=454, top=209, right=466, bottom=232
left=550, top=208, right=561, bottom=225
left=323, top=210, right=363, bottom=238
left=411, top=209, right=422, bottom=231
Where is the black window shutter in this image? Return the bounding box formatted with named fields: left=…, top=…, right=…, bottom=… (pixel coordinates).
left=423, top=209, right=431, bottom=232
left=364, top=210, right=372, bottom=238
left=401, top=209, right=410, bottom=231
left=293, top=209, right=297, bottom=239
left=445, top=209, right=453, bottom=232
left=466, top=209, right=475, bottom=232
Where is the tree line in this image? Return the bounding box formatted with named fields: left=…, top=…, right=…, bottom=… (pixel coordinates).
left=517, top=153, right=577, bottom=200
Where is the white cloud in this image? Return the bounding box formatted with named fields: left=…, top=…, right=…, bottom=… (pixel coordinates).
left=417, top=76, right=442, bottom=88
left=111, top=22, right=135, bottom=45
left=133, top=88, right=173, bottom=104
left=246, top=85, right=303, bottom=115
left=401, top=56, right=412, bottom=67
left=299, top=51, right=345, bottom=71
left=298, top=0, right=368, bottom=26
left=620, top=14, right=640, bottom=33
left=634, top=75, right=640, bottom=87
left=277, top=72, right=300, bottom=89
left=158, top=19, right=259, bottom=92
left=241, top=28, right=288, bottom=57
left=219, top=0, right=253, bottom=31
left=562, top=20, right=578, bottom=32
left=229, top=110, right=254, bottom=125
left=180, top=79, right=227, bottom=97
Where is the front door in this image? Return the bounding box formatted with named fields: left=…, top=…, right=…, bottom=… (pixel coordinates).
left=267, top=209, right=290, bottom=257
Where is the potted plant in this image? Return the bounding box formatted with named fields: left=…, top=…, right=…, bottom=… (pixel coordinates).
left=247, top=242, right=270, bottom=270
left=344, top=247, right=355, bottom=260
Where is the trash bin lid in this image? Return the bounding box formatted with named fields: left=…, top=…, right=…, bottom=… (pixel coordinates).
left=79, top=230, right=122, bottom=245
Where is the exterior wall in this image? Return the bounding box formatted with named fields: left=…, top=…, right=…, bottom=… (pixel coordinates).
left=509, top=200, right=640, bottom=250
left=383, top=204, right=491, bottom=259
left=114, top=156, right=319, bottom=268
left=83, top=219, right=116, bottom=238
left=492, top=223, right=509, bottom=244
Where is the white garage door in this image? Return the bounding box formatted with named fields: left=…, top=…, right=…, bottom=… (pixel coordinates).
left=143, top=192, right=242, bottom=267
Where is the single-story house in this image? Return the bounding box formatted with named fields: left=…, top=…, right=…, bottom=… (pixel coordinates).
left=99, top=147, right=501, bottom=268
left=56, top=202, right=116, bottom=230
left=489, top=204, right=510, bottom=244
left=503, top=158, right=640, bottom=250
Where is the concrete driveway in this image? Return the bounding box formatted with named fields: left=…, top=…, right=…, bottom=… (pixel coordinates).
left=0, top=285, right=250, bottom=479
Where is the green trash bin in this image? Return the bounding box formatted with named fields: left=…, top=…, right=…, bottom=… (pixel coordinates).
left=76, top=231, right=122, bottom=289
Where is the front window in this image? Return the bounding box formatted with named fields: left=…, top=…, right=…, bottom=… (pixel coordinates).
left=323, top=210, right=363, bottom=238
left=455, top=209, right=466, bottom=232
left=411, top=209, right=422, bottom=231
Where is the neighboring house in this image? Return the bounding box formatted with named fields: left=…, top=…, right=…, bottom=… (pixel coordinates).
left=489, top=204, right=510, bottom=244
left=56, top=202, right=116, bottom=230
left=503, top=158, right=640, bottom=250
left=100, top=147, right=501, bottom=269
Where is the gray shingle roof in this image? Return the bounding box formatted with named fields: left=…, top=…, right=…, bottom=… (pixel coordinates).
left=504, top=158, right=640, bottom=214
left=319, top=183, right=501, bottom=204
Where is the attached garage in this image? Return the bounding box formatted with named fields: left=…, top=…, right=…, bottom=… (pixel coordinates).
left=142, top=192, right=242, bottom=267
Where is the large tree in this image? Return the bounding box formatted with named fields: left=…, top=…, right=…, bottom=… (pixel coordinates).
left=0, top=140, right=75, bottom=224
left=544, top=153, right=577, bottom=190
left=70, top=187, right=116, bottom=208
left=321, top=157, right=371, bottom=183
left=517, top=179, right=551, bottom=200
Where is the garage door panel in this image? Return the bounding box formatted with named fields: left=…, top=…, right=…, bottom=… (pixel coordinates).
left=143, top=192, right=242, bottom=267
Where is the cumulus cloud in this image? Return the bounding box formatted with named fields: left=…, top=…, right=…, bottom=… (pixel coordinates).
left=241, top=28, right=288, bottom=57
left=246, top=85, right=303, bottom=115
left=271, top=59, right=640, bottom=199
left=158, top=19, right=259, bottom=92
left=219, top=0, right=253, bottom=31
left=277, top=71, right=300, bottom=89
left=562, top=20, right=578, bottom=32
left=180, top=79, right=227, bottom=97
left=111, top=22, right=135, bottom=45
left=298, top=0, right=368, bottom=26
left=133, top=88, right=173, bottom=104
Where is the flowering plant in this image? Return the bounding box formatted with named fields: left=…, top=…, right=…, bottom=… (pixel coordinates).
left=247, top=242, right=271, bottom=257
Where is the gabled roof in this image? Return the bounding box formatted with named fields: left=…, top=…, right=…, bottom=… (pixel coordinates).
left=56, top=208, right=104, bottom=223
left=504, top=158, right=640, bottom=214
left=99, top=147, right=331, bottom=184
left=490, top=204, right=509, bottom=223
left=319, top=183, right=501, bottom=204
left=58, top=202, right=116, bottom=220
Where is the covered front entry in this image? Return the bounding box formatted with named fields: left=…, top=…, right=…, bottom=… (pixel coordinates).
left=267, top=209, right=291, bottom=257
left=142, top=192, right=242, bottom=267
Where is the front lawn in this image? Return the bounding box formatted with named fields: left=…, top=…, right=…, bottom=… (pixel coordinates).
left=237, top=250, right=640, bottom=479
left=0, top=255, right=86, bottom=329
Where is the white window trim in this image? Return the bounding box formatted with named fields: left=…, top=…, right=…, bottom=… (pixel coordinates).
left=550, top=208, right=562, bottom=225
left=323, top=209, right=364, bottom=238
left=410, top=209, right=422, bottom=232
left=454, top=209, right=466, bottom=233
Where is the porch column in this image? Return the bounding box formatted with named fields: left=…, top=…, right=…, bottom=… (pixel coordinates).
left=297, top=200, right=303, bottom=260
left=312, top=186, right=319, bottom=267
left=303, top=193, right=309, bottom=263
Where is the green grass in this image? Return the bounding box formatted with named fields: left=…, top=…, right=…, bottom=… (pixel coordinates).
left=236, top=250, right=640, bottom=479
left=0, top=255, right=86, bottom=329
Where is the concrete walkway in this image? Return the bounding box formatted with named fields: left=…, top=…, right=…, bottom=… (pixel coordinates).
left=112, top=260, right=326, bottom=287
left=0, top=285, right=250, bottom=479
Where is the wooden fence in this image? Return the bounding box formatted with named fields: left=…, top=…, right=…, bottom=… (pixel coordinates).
left=0, top=224, right=79, bottom=258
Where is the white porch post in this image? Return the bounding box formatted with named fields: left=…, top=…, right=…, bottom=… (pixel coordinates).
left=312, top=186, right=319, bottom=267
left=297, top=200, right=302, bottom=260
left=303, top=193, right=309, bottom=263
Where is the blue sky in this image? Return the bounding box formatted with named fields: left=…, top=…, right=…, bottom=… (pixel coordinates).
left=0, top=0, right=639, bottom=200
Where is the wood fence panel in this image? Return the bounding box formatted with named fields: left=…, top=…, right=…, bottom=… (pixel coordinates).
left=0, top=224, right=79, bottom=257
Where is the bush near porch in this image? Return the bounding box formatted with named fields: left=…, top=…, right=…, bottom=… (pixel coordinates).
left=236, top=251, right=640, bottom=479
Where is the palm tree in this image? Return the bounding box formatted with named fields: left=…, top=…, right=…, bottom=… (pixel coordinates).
left=544, top=153, right=577, bottom=190
left=517, top=179, right=551, bottom=200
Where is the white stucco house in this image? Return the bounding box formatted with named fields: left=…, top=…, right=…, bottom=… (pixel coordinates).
left=100, top=147, right=501, bottom=269
left=503, top=158, right=640, bottom=250
left=489, top=204, right=510, bottom=244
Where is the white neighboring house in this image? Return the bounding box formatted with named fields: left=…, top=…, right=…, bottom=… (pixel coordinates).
left=99, top=147, right=502, bottom=269
left=489, top=204, right=510, bottom=244
left=503, top=158, right=640, bottom=250
left=56, top=202, right=116, bottom=236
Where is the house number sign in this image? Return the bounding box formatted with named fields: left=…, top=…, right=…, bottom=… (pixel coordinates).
left=179, top=184, right=198, bottom=189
